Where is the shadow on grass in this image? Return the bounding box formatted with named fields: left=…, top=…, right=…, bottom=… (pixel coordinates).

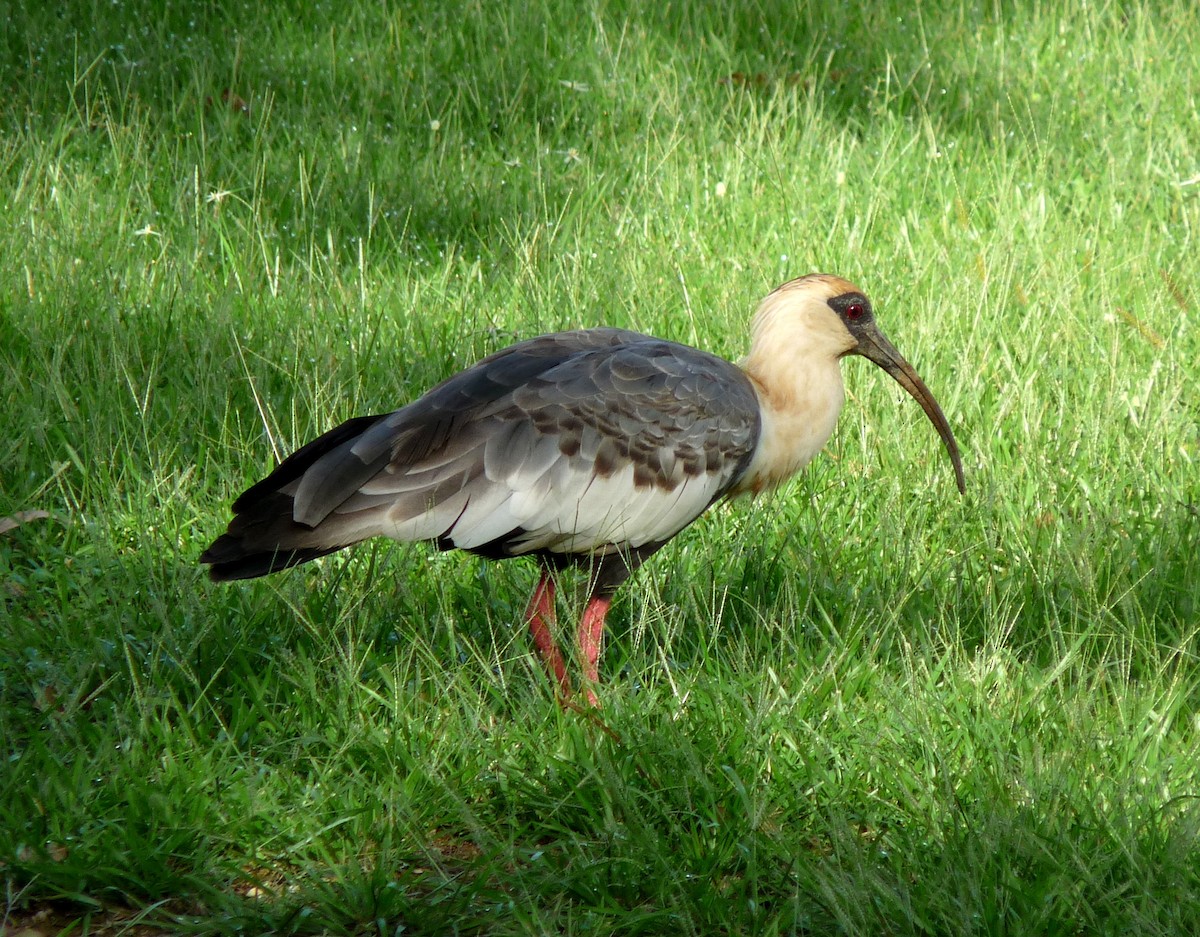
left=2, top=1, right=1030, bottom=260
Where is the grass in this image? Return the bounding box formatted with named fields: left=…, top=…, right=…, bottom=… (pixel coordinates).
left=2, top=0, right=1199, bottom=933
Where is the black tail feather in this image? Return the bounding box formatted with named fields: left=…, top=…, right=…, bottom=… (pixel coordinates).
left=201, top=541, right=345, bottom=581
left=202, top=414, right=388, bottom=580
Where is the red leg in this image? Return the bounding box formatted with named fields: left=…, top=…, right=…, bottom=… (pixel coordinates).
left=524, top=571, right=572, bottom=698
left=576, top=596, right=612, bottom=708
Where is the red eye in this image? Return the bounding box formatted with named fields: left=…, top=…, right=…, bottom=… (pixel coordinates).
left=846, top=303, right=865, bottom=319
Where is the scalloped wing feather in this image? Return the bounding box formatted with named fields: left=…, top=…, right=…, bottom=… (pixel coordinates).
left=205, top=328, right=762, bottom=578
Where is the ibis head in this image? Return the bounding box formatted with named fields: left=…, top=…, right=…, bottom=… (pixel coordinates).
left=739, top=275, right=965, bottom=495
left=835, top=291, right=966, bottom=495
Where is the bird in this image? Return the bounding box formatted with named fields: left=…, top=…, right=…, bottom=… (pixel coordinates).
left=201, top=274, right=965, bottom=706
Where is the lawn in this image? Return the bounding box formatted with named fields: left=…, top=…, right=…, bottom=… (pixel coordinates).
left=2, top=1, right=1198, bottom=934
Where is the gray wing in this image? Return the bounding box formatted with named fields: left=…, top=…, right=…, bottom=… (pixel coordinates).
left=206, top=328, right=761, bottom=576
left=291, top=327, right=762, bottom=557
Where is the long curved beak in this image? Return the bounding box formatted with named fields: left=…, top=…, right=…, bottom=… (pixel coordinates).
left=852, top=324, right=966, bottom=494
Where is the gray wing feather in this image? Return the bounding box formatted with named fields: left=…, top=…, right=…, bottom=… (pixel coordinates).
left=290, top=328, right=761, bottom=557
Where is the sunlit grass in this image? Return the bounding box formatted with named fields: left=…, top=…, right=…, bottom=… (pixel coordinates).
left=2, top=0, right=1199, bottom=934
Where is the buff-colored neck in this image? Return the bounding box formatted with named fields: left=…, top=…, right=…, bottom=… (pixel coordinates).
left=732, top=276, right=860, bottom=494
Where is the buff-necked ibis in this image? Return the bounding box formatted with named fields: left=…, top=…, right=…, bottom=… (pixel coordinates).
left=202, top=274, right=965, bottom=705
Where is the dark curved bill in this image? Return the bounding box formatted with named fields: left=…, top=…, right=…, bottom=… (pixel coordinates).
left=852, top=324, right=966, bottom=495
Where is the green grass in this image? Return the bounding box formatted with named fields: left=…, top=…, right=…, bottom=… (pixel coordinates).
left=2, top=0, right=1199, bottom=933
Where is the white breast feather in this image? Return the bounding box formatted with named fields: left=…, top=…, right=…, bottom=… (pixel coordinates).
left=409, top=451, right=729, bottom=556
